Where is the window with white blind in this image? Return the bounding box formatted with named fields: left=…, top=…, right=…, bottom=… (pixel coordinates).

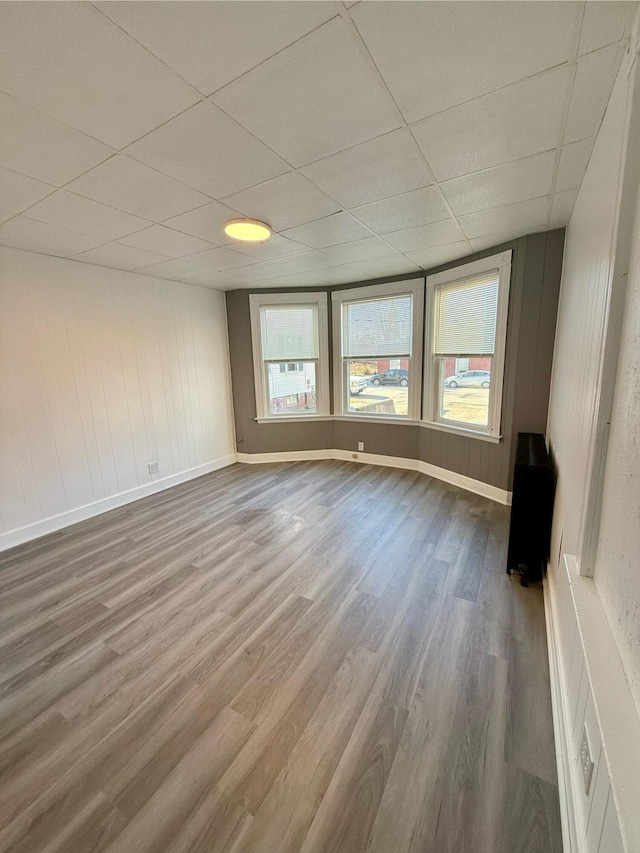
left=423, top=251, right=511, bottom=439
left=249, top=292, right=329, bottom=420
left=332, top=279, right=424, bottom=420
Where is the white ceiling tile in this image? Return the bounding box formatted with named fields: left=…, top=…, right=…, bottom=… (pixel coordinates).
left=440, top=151, right=556, bottom=216
left=73, top=242, right=171, bottom=271
left=351, top=1, right=577, bottom=123
left=412, top=66, right=569, bottom=181
left=555, top=139, right=593, bottom=193
left=126, top=102, right=289, bottom=199
left=163, top=201, right=241, bottom=244
left=221, top=173, right=340, bottom=233
left=289, top=270, right=335, bottom=286
left=405, top=243, right=471, bottom=270
left=231, top=271, right=320, bottom=290
left=564, top=44, right=622, bottom=144
left=550, top=190, right=577, bottom=227
left=136, top=257, right=218, bottom=281
left=96, top=2, right=337, bottom=96
left=26, top=191, right=151, bottom=242
left=198, top=261, right=280, bottom=283
left=338, top=255, right=422, bottom=281
left=0, top=167, right=55, bottom=215
left=181, top=270, right=240, bottom=289
left=300, top=130, right=432, bottom=208
left=383, top=219, right=465, bottom=252
left=0, top=2, right=199, bottom=148
left=322, top=237, right=398, bottom=264
left=178, top=246, right=259, bottom=273
left=274, top=251, right=339, bottom=274
left=350, top=187, right=450, bottom=234
left=469, top=231, right=529, bottom=252
left=0, top=93, right=114, bottom=187
left=458, top=196, right=549, bottom=240
left=66, top=156, right=212, bottom=222
left=223, top=234, right=311, bottom=262
left=578, top=2, right=634, bottom=56
left=0, top=217, right=104, bottom=256
left=119, top=225, right=215, bottom=258
left=312, top=265, right=354, bottom=283
left=281, top=212, right=371, bottom=249
left=211, top=18, right=400, bottom=167
left=282, top=272, right=334, bottom=287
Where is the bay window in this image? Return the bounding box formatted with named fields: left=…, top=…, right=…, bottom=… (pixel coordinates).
left=423, top=251, right=511, bottom=440
left=332, top=279, right=424, bottom=420
left=249, top=291, right=329, bottom=420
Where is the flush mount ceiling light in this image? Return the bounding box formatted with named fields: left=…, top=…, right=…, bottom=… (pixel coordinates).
left=224, top=218, right=271, bottom=242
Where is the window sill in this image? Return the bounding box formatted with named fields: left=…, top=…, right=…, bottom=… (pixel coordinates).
left=255, top=415, right=333, bottom=424
left=333, top=414, right=421, bottom=426
left=254, top=414, right=502, bottom=442
left=421, top=420, right=502, bottom=443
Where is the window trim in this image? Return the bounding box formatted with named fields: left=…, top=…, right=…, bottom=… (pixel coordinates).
left=249, top=291, right=330, bottom=420
left=422, top=250, right=512, bottom=440
left=331, top=278, right=425, bottom=421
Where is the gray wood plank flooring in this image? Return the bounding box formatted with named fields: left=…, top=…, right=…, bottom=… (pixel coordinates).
left=0, top=461, right=562, bottom=852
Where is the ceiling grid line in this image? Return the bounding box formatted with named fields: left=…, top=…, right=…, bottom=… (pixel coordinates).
left=1, top=1, right=636, bottom=288
left=338, top=5, right=473, bottom=260
left=545, top=1, right=586, bottom=229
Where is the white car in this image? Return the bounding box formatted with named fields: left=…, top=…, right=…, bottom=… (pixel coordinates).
left=349, top=375, right=367, bottom=395
left=444, top=370, right=491, bottom=389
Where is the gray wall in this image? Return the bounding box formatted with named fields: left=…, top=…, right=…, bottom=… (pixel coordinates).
left=226, top=229, right=564, bottom=490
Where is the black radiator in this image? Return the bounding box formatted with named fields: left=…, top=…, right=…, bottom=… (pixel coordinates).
left=507, top=432, right=554, bottom=586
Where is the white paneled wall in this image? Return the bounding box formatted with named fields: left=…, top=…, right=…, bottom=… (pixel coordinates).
left=0, top=247, right=235, bottom=549
left=546, top=64, right=630, bottom=561
left=546, top=22, right=640, bottom=853
left=546, top=559, right=622, bottom=853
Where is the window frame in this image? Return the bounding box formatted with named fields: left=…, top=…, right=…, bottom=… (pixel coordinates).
left=249, top=291, right=330, bottom=421
left=331, top=278, right=425, bottom=421
left=422, top=250, right=512, bottom=441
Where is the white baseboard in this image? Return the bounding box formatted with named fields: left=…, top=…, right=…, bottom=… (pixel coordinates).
left=236, top=449, right=334, bottom=464
left=236, top=449, right=511, bottom=505
left=0, top=455, right=236, bottom=552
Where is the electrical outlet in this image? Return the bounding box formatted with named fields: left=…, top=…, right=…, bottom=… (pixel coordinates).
left=148, top=461, right=159, bottom=475
left=357, top=441, right=365, bottom=451
left=580, top=724, right=594, bottom=796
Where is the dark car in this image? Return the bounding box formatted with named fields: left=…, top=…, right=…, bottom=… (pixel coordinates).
left=368, top=369, right=409, bottom=387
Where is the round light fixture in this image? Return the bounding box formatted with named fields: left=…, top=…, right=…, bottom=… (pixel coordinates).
left=223, top=218, right=271, bottom=242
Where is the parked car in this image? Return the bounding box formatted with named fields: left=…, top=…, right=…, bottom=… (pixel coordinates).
left=349, top=375, right=368, bottom=395
left=368, top=369, right=409, bottom=387
left=444, top=370, right=490, bottom=389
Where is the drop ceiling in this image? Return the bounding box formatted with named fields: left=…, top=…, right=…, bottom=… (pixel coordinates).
left=0, top=1, right=636, bottom=290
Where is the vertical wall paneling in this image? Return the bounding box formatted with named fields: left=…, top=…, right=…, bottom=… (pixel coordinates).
left=547, top=65, right=631, bottom=559
left=0, top=246, right=236, bottom=549
left=546, top=27, right=640, bottom=851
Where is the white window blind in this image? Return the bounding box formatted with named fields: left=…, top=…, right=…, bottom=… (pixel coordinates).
left=260, top=305, right=319, bottom=362
left=342, top=294, right=413, bottom=359
left=433, top=271, right=499, bottom=356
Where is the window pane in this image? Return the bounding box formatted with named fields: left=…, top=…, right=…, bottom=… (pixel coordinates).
left=439, top=358, right=491, bottom=427
left=267, top=362, right=317, bottom=415
left=434, top=272, right=498, bottom=356
left=347, top=359, right=409, bottom=417
left=261, top=305, right=319, bottom=361
left=343, top=295, right=413, bottom=358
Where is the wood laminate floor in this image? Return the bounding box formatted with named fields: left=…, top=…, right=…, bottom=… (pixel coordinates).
left=0, top=461, right=562, bottom=853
